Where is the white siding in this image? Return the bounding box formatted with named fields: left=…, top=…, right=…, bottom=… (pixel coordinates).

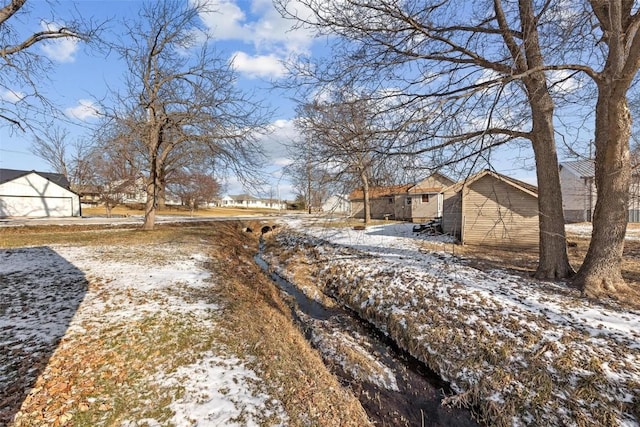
left=322, top=195, right=350, bottom=214
left=559, top=166, right=594, bottom=222
left=0, top=173, right=80, bottom=217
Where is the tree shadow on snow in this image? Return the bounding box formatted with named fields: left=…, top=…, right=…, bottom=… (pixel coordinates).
left=0, top=247, right=88, bottom=424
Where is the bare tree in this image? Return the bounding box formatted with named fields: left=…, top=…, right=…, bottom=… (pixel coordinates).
left=108, top=0, right=270, bottom=230
left=276, top=0, right=640, bottom=287
left=30, top=127, right=70, bottom=176
left=296, top=91, right=396, bottom=224
left=284, top=137, right=332, bottom=214
left=0, top=0, right=100, bottom=130
left=169, top=170, right=220, bottom=213
left=31, top=126, right=95, bottom=187
left=568, top=1, right=640, bottom=297
left=86, top=124, right=141, bottom=217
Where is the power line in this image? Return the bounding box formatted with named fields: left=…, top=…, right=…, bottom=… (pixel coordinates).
left=0, top=148, right=32, bottom=155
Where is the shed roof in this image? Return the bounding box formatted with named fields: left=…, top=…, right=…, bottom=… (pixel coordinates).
left=560, top=160, right=595, bottom=178
left=0, top=168, right=71, bottom=189
left=444, top=169, right=538, bottom=198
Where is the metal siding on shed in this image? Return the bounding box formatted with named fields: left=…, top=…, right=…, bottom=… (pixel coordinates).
left=442, top=190, right=462, bottom=239
left=350, top=200, right=365, bottom=218
left=462, top=175, right=539, bottom=249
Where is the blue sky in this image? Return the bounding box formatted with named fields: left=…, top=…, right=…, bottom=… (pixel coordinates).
left=0, top=0, right=568, bottom=200
left=0, top=0, right=317, bottom=199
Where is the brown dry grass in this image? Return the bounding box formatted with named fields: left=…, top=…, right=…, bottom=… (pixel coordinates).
left=206, top=221, right=372, bottom=426
left=81, top=205, right=283, bottom=218
left=2, top=221, right=371, bottom=426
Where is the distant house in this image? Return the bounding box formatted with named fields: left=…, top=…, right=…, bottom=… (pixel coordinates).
left=117, top=177, right=148, bottom=205
left=322, top=194, right=350, bottom=215
left=559, top=160, right=640, bottom=223
left=0, top=169, right=81, bottom=217
left=349, top=173, right=455, bottom=221
left=441, top=170, right=539, bottom=249
left=73, top=184, right=102, bottom=208
left=559, top=160, right=595, bottom=223
left=219, top=194, right=286, bottom=210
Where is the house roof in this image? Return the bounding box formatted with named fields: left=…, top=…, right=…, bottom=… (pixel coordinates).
left=444, top=169, right=538, bottom=198
left=229, top=194, right=259, bottom=201
left=349, top=172, right=455, bottom=200
left=0, top=168, right=72, bottom=189
left=407, top=172, right=455, bottom=193
left=349, top=183, right=413, bottom=200
left=560, top=160, right=595, bottom=178
left=224, top=194, right=283, bottom=203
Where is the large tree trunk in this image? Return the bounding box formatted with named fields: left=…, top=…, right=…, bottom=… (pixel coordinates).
left=573, top=90, right=632, bottom=297
left=514, top=0, right=573, bottom=279
left=529, top=99, right=574, bottom=279
left=157, top=170, right=167, bottom=210
left=142, top=174, right=156, bottom=230
left=361, top=173, right=371, bottom=225
left=142, top=151, right=158, bottom=231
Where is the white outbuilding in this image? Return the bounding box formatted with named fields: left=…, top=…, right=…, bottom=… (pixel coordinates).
left=0, top=169, right=81, bottom=218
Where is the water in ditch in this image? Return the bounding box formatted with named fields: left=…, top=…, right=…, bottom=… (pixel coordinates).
left=255, top=254, right=481, bottom=427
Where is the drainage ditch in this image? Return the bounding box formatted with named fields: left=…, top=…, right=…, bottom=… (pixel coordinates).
left=255, top=253, right=481, bottom=427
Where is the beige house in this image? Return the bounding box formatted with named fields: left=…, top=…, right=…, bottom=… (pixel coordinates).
left=349, top=173, right=454, bottom=221
left=441, top=170, right=539, bottom=249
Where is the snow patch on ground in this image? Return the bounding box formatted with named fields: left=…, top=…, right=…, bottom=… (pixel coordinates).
left=566, top=222, right=640, bottom=241
left=159, top=353, right=287, bottom=427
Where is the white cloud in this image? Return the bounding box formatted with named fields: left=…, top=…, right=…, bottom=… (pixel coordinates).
left=259, top=119, right=297, bottom=161
left=39, top=21, right=80, bottom=63
left=0, top=89, right=25, bottom=103
left=65, top=99, right=100, bottom=121
left=198, top=0, right=315, bottom=55
left=230, top=51, right=286, bottom=78
left=548, top=70, right=581, bottom=95
left=199, top=0, right=247, bottom=39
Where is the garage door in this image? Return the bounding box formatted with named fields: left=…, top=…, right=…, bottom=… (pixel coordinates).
left=0, top=196, right=73, bottom=217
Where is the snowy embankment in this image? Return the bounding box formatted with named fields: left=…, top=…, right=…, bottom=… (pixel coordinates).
left=264, top=219, right=640, bottom=427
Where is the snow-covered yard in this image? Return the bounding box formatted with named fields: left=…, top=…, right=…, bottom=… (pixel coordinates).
left=263, top=218, right=640, bottom=427
left=566, top=222, right=640, bottom=241
left=2, top=218, right=639, bottom=426
left=0, top=241, right=287, bottom=426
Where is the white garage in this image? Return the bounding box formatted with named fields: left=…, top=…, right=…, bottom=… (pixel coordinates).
left=0, top=169, right=81, bottom=218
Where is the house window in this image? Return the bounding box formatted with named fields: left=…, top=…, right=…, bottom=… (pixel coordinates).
left=388, top=197, right=393, bottom=204
left=422, top=194, right=429, bottom=203
left=406, top=197, right=412, bottom=205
